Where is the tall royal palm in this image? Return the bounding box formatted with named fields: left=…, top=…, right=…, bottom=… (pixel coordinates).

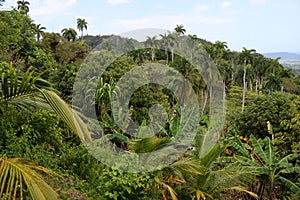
left=61, top=28, right=77, bottom=42
left=145, top=36, right=158, bottom=61
left=35, top=24, right=46, bottom=42
left=17, top=0, right=30, bottom=15
left=167, top=32, right=177, bottom=62
left=159, top=33, right=170, bottom=62
left=214, top=41, right=228, bottom=65
left=77, top=18, right=88, bottom=41
left=174, top=24, right=186, bottom=36
left=241, top=47, right=256, bottom=112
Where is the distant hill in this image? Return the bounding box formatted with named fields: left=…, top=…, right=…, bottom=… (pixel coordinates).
left=263, top=52, right=300, bottom=61
left=263, top=52, right=300, bottom=74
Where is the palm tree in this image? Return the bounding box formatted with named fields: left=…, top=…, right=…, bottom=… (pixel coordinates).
left=35, top=24, right=46, bottom=42
left=214, top=41, right=228, bottom=65
left=167, top=32, right=177, bottom=62
left=240, top=47, right=256, bottom=112
left=77, top=18, right=88, bottom=41
left=17, top=0, right=30, bottom=15
left=267, top=57, right=282, bottom=75
left=186, top=141, right=258, bottom=200
left=0, top=64, right=92, bottom=200
left=159, top=33, right=169, bottom=62
left=265, top=73, right=282, bottom=92
left=145, top=36, right=158, bottom=61
left=61, top=28, right=77, bottom=42
left=174, top=24, right=186, bottom=36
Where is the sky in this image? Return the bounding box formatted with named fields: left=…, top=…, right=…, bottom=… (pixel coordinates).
left=2, top=0, right=300, bottom=53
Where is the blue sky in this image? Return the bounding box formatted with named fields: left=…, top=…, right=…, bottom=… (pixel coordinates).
left=2, top=0, right=300, bottom=53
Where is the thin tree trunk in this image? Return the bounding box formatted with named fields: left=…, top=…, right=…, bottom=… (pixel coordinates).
left=255, top=77, right=258, bottom=93
left=151, top=48, right=155, bottom=61
left=171, top=49, right=174, bottom=62
left=165, top=48, right=169, bottom=63
left=202, top=89, right=208, bottom=115
left=231, top=57, right=234, bottom=84
left=223, top=81, right=226, bottom=116
left=260, top=76, right=264, bottom=89
left=242, top=59, right=247, bottom=112
left=209, top=85, right=213, bottom=116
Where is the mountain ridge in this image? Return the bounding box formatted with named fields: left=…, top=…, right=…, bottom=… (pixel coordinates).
left=263, top=52, right=300, bottom=61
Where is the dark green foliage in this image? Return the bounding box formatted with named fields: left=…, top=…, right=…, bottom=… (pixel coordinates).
left=236, top=92, right=295, bottom=137
left=1, top=9, right=300, bottom=199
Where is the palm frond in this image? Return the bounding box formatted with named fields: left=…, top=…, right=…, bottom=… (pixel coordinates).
left=200, top=143, right=226, bottom=168
left=158, top=181, right=178, bottom=200
left=40, top=89, right=92, bottom=143
left=0, top=158, right=60, bottom=200
left=228, top=186, right=259, bottom=199
left=168, top=157, right=205, bottom=175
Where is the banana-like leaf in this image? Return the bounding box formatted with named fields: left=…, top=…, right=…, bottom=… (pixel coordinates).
left=0, top=158, right=60, bottom=200
left=279, top=167, right=300, bottom=174
left=229, top=135, right=251, bottom=157
left=278, top=176, right=300, bottom=197
left=250, top=135, right=269, bottom=165
left=129, top=135, right=170, bottom=153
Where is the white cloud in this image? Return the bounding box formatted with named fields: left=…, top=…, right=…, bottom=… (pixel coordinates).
left=225, top=10, right=240, bottom=15
left=109, top=13, right=234, bottom=31
left=221, top=1, right=231, bottom=8
left=194, top=4, right=210, bottom=12
left=250, top=0, right=268, bottom=3
left=30, top=0, right=77, bottom=16
left=107, top=0, right=130, bottom=5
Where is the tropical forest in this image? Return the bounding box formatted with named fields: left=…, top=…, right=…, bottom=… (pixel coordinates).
left=0, top=1, right=299, bottom=200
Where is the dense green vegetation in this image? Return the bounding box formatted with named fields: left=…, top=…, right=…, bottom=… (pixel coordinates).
left=0, top=2, right=299, bottom=200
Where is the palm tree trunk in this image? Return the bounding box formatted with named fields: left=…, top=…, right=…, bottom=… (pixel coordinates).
left=223, top=81, right=226, bottom=116
left=202, top=89, right=208, bottom=115
left=255, top=78, right=258, bottom=93
left=171, top=49, right=174, bottom=62
left=151, top=48, right=155, bottom=61
left=165, top=48, right=168, bottom=63
left=242, top=59, right=247, bottom=112
left=209, top=85, right=213, bottom=116
left=231, top=57, right=234, bottom=84
left=260, top=76, right=264, bottom=89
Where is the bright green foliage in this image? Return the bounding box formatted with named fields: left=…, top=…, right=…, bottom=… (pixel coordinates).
left=236, top=92, right=295, bottom=137
left=95, top=167, right=158, bottom=200
left=0, top=64, right=93, bottom=199
left=277, top=96, right=300, bottom=157
left=0, top=10, right=35, bottom=64
left=229, top=135, right=300, bottom=199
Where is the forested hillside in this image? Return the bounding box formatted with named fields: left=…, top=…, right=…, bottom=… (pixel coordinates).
left=0, top=1, right=299, bottom=200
